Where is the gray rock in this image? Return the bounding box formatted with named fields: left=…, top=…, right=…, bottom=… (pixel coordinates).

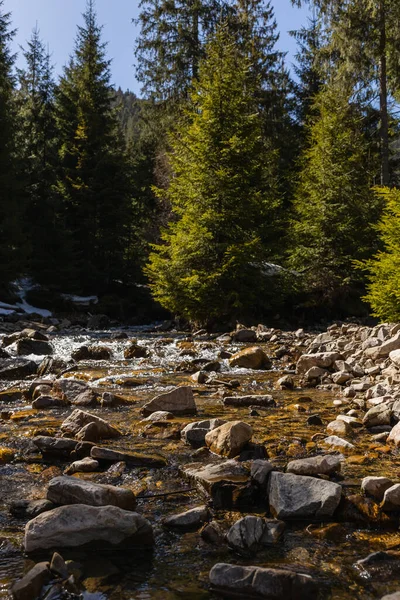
left=0, top=358, right=37, bottom=380
left=24, top=504, right=153, bottom=552
left=60, top=409, right=121, bottom=439
left=229, top=347, right=271, bottom=370
left=16, top=338, right=53, bottom=356
left=64, top=456, right=100, bottom=475
left=251, top=460, right=274, bottom=487
left=381, top=484, right=400, bottom=511
left=32, top=395, right=69, bottom=409
left=53, top=379, right=90, bottom=402
left=381, top=593, right=400, bottom=600
left=90, top=445, right=167, bottom=467
left=71, top=389, right=99, bottom=407
left=326, top=419, right=352, bottom=437
left=183, top=460, right=249, bottom=496
left=143, top=410, right=174, bottom=421
left=269, top=472, right=342, bottom=519
left=361, top=477, right=394, bottom=502
left=223, top=395, right=276, bottom=407
left=296, top=352, right=341, bottom=374
left=11, top=562, right=51, bottom=600
left=181, top=418, right=226, bottom=448
left=50, top=552, right=69, bottom=579
left=100, top=392, right=128, bottom=407
left=201, top=521, right=226, bottom=545
left=141, top=386, right=197, bottom=416
left=321, top=435, right=355, bottom=450
left=33, top=436, right=78, bottom=458
left=233, top=329, right=257, bottom=343
left=286, top=455, right=341, bottom=477
left=227, top=516, right=285, bottom=555
left=47, top=476, right=136, bottom=510
left=209, top=563, right=316, bottom=599
left=71, top=345, right=112, bottom=361
left=363, top=402, right=393, bottom=428
left=388, top=422, right=400, bottom=446
left=164, top=505, right=209, bottom=529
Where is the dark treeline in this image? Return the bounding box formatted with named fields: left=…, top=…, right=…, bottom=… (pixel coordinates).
left=2, top=0, right=400, bottom=326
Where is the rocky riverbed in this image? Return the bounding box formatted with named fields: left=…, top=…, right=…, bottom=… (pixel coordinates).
left=2, top=318, right=400, bottom=598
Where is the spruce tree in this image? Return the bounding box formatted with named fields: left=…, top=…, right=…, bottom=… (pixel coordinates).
left=146, top=25, right=281, bottom=325
left=56, top=0, right=132, bottom=292
left=290, top=83, right=381, bottom=308
left=0, top=2, right=21, bottom=293
left=16, top=27, right=61, bottom=286
left=361, top=187, right=400, bottom=321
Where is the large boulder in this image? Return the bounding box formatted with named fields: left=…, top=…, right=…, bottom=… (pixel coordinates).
left=229, top=347, right=271, bottom=370
left=181, top=418, right=226, bottom=448
left=296, top=352, right=341, bottom=374
left=11, top=562, right=51, bottom=600
left=60, top=409, right=121, bottom=440
left=24, top=504, right=153, bottom=552
left=209, top=563, right=316, bottom=599
left=0, top=358, right=37, bottom=380
left=268, top=472, right=342, bottom=519
left=47, top=476, right=136, bottom=510
left=286, top=455, right=341, bottom=477
left=205, top=421, right=252, bottom=458
left=16, top=338, right=53, bottom=356
left=141, top=386, right=197, bottom=416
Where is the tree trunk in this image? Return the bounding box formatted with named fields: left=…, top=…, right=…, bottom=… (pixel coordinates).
left=379, top=0, right=390, bottom=186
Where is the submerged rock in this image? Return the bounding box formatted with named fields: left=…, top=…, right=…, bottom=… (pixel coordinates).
left=227, top=516, right=285, bottom=556
left=24, top=504, right=153, bottom=552
left=209, top=563, right=316, bottom=599
left=60, top=409, right=121, bottom=440
left=164, top=506, right=209, bottom=529
left=141, top=386, right=197, bottom=416
left=90, top=445, right=167, bottom=467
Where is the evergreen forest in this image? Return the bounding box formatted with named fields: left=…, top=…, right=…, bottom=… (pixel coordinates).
left=2, top=0, right=400, bottom=327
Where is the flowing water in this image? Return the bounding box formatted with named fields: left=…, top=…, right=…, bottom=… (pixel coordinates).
left=1, top=326, right=400, bottom=599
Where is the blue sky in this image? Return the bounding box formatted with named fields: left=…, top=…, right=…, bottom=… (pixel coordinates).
left=3, top=0, right=310, bottom=95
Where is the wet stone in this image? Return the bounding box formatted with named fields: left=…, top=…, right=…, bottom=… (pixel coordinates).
left=205, top=421, right=252, bottom=458
left=362, top=477, right=394, bottom=502
left=11, top=561, right=51, bottom=600
left=141, top=386, right=197, bottom=416
left=90, top=445, right=167, bottom=467
left=47, top=475, right=136, bottom=510
left=164, top=505, right=209, bottom=529
left=226, top=516, right=285, bottom=556
left=286, top=455, right=341, bottom=477
left=223, top=395, right=276, bottom=408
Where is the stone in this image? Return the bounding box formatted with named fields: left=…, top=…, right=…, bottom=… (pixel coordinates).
left=47, top=476, right=136, bottom=510
left=205, top=421, right=252, bottom=458
left=229, top=347, right=271, bottom=370
left=124, top=343, right=149, bottom=359
left=100, top=392, right=128, bottom=407
left=143, top=411, right=174, bottom=422
left=53, top=378, right=90, bottom=402
left=32, top=395, right=69, bottom=409
left=181, top=418, right=226, bottom=448
left=277, top=375, right=294, bottom=389
left=24, top=504, right=153, bottom=552
left=60, top=409, right=121, bottom=439
left=269, top=472, right=342, bottom=518
left=232, top=328, right=257, bottom=342
left=304, top=366, right=327, bottom=380
left=326, top=420, right=352, bottom=437
left=183, top=460, right=249, bottom=498
left=321, top=435, right=355, bottom=450
left=361, top=477, right=394, bottom=502
left=336, top=415, right=363, bottom=428
left=71, top=345, right=112, bottom=361
left=223, top=395, right=276, bottom=408
left=50, top=552, right=69, bottom=579
left=251, top=460, right=274, bottom=487
left=332, top=371, right=353, bottom=385
left=381, top=484, right=400, bottom=511
left=381, top=594, right=400, bottom=600
left=0, top=358, right=36, bottom=380
left=64, top=456, right=100, bottom=474
left=71, top=389, right=99, bottom=407
left=201, top=521, right=226, bottom=545
left=141, top=386, right=197, bottom=416
left=286, top=455, right=341, bottom=477
left=363, top=402, right=393, bottom=428
left=388, top=422, right=400, bottom=446
left=10, top=499, right=55, bottom=519
left=389, top=349, right=400, bottom=367
left=227, top=516, right=285, bottom=555
left=296, top=352, right=341, bottom=374
left=374, top=333, right=400, bottom=358
left=164, top=506, right=209, bottom=529
left=32, top=384, right=53, bottom=399
left=307, top=414, right=323, bottom=426
left=11, top=562, right=51, bottom=600
left=209, top=563, right=316, bottom=600
left=33, top=436, right=78, bottom=458
left=37, top=356, right=68, bottom=377
left=90, top=446, right=167, bottom=467
left=87, top=314, right=110, bottom=329
left=16, top=338, right=53, bottom=356
left=190, top=371, right=209, bottom=384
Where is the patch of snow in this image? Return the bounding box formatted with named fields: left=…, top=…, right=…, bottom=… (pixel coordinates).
left=0, top=278, right=53, bottom=318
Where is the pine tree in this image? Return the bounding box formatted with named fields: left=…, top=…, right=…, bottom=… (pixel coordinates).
left=361, top=187, right=400, bottom=321
left=146, top=25, right=281, bottom=325
left=0, top=2, right=21, bottom=293
left=290, top=83, right=381, bottom=308
left=292, top=0, right=400, bottom=185
left=16, top=27, right=61, bottom=286
left=56, top=0, right=132, bottom=292
left=135, top=0, right=226, bottom=103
